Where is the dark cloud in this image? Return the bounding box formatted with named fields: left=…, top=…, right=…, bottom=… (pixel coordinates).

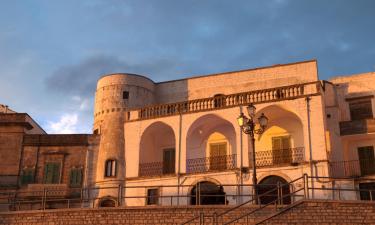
left=45, top=55, right=182, bottom=96
left=2, top=0, right=375, bottom=133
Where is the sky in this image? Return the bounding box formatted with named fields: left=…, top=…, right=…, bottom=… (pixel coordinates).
left=0, top=0, right=374, bottom=134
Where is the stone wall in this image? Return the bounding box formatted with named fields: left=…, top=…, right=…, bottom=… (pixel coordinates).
left=1, top=200, right=375, bottom=224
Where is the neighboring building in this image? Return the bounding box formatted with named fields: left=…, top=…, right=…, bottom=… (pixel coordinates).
left=1, top=59, right=375, bottom=210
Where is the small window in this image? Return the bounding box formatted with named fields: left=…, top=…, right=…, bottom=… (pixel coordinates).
left=69, top=168, right=83, bottom=187
left=93, top=129, right=99, bottom=134
left=105, top=160, right=117, bottom=177
left=213, top=94, right=225, bottom=108
left=348, top=97, right=373, bottom=120
left=21, top=168, right=34, bottom=186
left=123, top=91, right=129, bottom=100
left=44, top=162, right=61, bottom=184
left=147, top=188, right=159, bottom=205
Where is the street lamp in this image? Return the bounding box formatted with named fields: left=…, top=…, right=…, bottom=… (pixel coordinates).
left=237, top=103, right=268, bottom=203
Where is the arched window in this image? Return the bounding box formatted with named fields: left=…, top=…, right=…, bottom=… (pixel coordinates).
left=213, top=94, right=225, bottom=108
left=100, top=198, right=116, bottom=207
left=105, top=159, right=116, bottom=177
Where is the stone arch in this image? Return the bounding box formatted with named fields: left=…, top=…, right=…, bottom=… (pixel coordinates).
left=99, top=197, right=117, bottom=207
left=186, top=114, right=237, bottom=173
left=254, top=104, right=305, bottom=167
left=258, top=175, right=291, bottom=205
left=139, top=121, right=176, bottom=176
left=189, top=179, right=227, bottom=205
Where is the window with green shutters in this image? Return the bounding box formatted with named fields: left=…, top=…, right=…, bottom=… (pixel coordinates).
left=43, top=163, right=61, bottom=184
left=69, top=168, right=83, bottom=187
left=21, top=168, right=34, bottom=186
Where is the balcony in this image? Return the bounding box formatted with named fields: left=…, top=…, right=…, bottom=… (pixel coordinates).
left=329, top=159, right=375, bottom=178
left=124, top=81, right=321, bottom=121
left=138, top=161, right=175, bottom=177
left=17, top=184, right=68, bottom=198
left=254, top=147, right=305, bottom=168
left=186, top=154, right=237, bottom=174
left=339, top=118, right=375, bottom=136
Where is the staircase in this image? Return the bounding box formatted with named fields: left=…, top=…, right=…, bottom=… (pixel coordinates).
left=181, top=175, right=307, bottom=225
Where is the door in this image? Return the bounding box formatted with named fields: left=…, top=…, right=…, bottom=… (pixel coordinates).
left=44, top=162, right=61, bottom=184
left=163, top=148, right=175, bottom=174
left=210, top=142, right=227, bottom=170
left=358, top=146, right=375, bottom=176
left=272, top=136, right=291, bottom=165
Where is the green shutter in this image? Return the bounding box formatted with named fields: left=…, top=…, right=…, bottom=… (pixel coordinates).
left=21, top=169, right=34, bottom=186
left=44, top=163, right=60, bottom=184
left=70, top=168, right=83, bottom=187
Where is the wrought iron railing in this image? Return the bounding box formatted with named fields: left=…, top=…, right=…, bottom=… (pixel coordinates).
left=125, top=81, right=321, bottom=121
left=254, top=147, right=305, bottom=167
left=186, top=154, right=237, bottom=174
left=138, top=161, right=175, bottom=177
left=339, top=118, right=375, bottom=136
left=329, top=159, right=375, bottom=178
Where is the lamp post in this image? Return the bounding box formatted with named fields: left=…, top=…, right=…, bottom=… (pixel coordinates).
left=237, top=103, right=268, bottom=203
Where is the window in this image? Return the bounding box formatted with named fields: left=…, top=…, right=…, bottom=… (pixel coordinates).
left=213, top=94, right=225, bottom=108
left=43, top=163, right=61, bottom=184
left=210, top=142, right=227, bottom=170
left=359, top=182, right=375, bottom=201
left=123, top=91, right=129, bottom=100
left=358, top=146, right=375, bottom=176
left=21, top=168, right=34, bottom=186
left=163, top=148, right=175, bottom=174
left=348, top=97, right=373, bottom=120
left=105, top=160, right=116, bottom=177
left=146, top=188, right=159, bottom=205
left=272, top=136, right=292, bottom=165
left=93, top=129, right=99, bottom=134
left=69, top=168, right=83, bottom=187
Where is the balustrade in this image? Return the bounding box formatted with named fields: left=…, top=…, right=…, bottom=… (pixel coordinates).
left=132, top=81, right=319, bottom=121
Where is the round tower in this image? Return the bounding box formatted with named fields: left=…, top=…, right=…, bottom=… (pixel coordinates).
left=93, top=73, right=155, bottom=205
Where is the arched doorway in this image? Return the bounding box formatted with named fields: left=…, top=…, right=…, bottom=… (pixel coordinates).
left=99, top=198, right=116, bottom=207
left=190, top=181, right=227, bottom=205
left=139, top=122, right=176, bottom=177
left=258, top=176, right=291, bottom=204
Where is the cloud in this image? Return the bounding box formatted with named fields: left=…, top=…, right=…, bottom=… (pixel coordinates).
left=45, top=113, right=78, bottom=134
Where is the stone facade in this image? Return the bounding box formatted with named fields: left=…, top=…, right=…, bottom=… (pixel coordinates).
left=0, top=59, right=375, bottom=212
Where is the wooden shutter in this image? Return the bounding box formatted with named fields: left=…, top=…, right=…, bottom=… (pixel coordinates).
left=44, top=163, right=60, bottom=184
left=358, top=146, right=375, bottom=175
left=210, top=143, right=227, bottom=170
left=349, top=99, right=373, bottom=120
left=163, top=148, right=175, bottom=174
left=70, top=168, right=83, bottom=187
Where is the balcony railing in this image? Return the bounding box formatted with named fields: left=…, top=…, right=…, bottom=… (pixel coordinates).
left=329, top=159, right=375, bottom=178
left=138, top=161, right=175, bottom=177
left=125, top=81, right=321, bottom=121
left=254, top=147, right=305, bottom=168
left=186, top=154, right=237, bottom=174
left=339, top=118, right=375, bottom=136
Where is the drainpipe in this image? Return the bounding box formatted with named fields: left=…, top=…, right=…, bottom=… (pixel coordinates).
left=306, top=96, right=314, bottom=198
left=239, top=106, right=243, bottom=204
left=177, top=111, right=182, bottom=205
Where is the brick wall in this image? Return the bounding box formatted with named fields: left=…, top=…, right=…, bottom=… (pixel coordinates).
left=260, top=200, right=375, bottom=224
left=0, top=205, right=267, bottom=225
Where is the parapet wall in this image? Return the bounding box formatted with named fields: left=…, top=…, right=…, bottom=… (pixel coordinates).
left=1, top=200, right=374, bottom=225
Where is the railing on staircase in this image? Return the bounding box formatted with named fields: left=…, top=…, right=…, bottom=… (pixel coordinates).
left=181, top=174, right=308, bottom=225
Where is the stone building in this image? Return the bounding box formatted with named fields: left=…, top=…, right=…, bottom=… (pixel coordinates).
left=1, top=59, right=375, bottom=210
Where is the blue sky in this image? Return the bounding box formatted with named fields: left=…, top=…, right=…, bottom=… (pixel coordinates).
left=0, top=0, right=374, bottom=134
